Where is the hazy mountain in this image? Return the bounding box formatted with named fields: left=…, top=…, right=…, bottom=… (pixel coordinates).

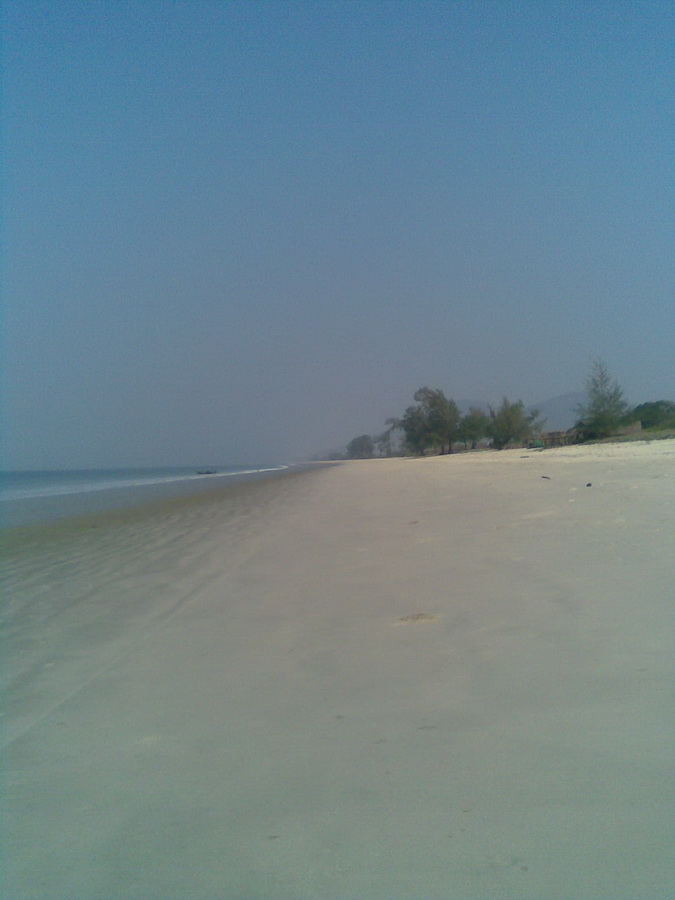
left=530, top=392, right=585, bottom=432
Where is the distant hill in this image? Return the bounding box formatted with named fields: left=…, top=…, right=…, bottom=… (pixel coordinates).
left=530, top=392, right=585, bottom=432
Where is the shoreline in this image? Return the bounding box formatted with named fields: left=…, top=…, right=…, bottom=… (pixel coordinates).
left=0, top=462, right=329, bottom=541
left=0, top=463, right=309, bottom=532
left=3, top=441, right=673, bottom=899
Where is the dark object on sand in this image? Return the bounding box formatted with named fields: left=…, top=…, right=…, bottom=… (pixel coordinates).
left=541, top=475, right=551, bottom=480
left=586, top=482, right=592, bottom=487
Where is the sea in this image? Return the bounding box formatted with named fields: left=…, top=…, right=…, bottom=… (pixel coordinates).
left=0, top=465, right=289, bottom=529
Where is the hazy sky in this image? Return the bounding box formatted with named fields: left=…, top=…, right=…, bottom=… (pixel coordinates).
left=3, top=1, right=674, bottom=467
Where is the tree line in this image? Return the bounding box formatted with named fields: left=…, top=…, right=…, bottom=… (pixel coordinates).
left=345, top=360, right=675, bottom=459
left=347, top=391, right=541, bottom=459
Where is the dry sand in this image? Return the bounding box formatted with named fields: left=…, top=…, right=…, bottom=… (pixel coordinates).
left=2, top=442, right=674, bottom=899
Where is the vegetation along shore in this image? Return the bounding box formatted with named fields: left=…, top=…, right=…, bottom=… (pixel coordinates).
left=342, top=360, right=675, bottom=459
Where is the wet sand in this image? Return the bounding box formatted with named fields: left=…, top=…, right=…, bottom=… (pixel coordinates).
left=2, top=442, right=674, bottom=899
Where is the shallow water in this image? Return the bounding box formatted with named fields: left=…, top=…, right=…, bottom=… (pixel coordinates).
left=0, top=465, right=288, bottom=528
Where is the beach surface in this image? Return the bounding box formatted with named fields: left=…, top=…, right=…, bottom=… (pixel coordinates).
left=2, top=442, right=674, bottom=899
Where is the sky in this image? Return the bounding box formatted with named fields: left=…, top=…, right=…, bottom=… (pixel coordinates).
left=3, top=0, right=674, bottom=467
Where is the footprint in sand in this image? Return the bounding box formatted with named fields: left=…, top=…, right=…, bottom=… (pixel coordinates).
left=393, top=613, right=438, bottom=625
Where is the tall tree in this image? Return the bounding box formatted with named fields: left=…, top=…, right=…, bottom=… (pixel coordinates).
left=413, top=387, right=461, bottom=453
left=489, top=397, right=543, bottom=450
left=458, top=407, right=491, bottom=449
left=399, top=404, right=433, bottom=455
left=576, top=359, right=628, bottom=440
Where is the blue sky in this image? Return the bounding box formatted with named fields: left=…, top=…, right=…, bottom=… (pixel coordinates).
left=3, top=0, right=674, bottom=466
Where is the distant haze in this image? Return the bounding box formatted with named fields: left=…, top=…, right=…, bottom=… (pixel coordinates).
left=3, top=2, right=673, bottom=468
left=531, top=393, right=587, bottom=433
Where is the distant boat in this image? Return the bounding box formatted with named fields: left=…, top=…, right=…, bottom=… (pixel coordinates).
left=196, top=469, right=217, bottom=475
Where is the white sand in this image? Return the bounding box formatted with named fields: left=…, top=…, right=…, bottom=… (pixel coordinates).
left=2, top=442, right=674, bottom=899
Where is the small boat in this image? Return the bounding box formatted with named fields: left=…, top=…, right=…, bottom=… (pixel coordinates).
left=196, top=469, right=217, bottom=475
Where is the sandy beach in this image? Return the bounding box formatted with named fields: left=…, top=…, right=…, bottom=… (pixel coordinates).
left=2, top=442, right=673, bottom=899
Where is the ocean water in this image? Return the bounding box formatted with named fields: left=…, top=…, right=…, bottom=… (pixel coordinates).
left=0, top=465, right=288, bottom=529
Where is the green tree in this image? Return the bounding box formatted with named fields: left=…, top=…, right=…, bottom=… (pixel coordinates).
left=399, top=404, right=433, bottom=455
left=489, top=397, right=543, bottom=450
left=576, top=359, right=628, bottom=440
left=628, top=400, right=675, bottom=430
left=458, top=407, right=491, bottom=449
left=413, top=387, right=461, bottom=453
left=346, top=434, right=375, bottom=459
